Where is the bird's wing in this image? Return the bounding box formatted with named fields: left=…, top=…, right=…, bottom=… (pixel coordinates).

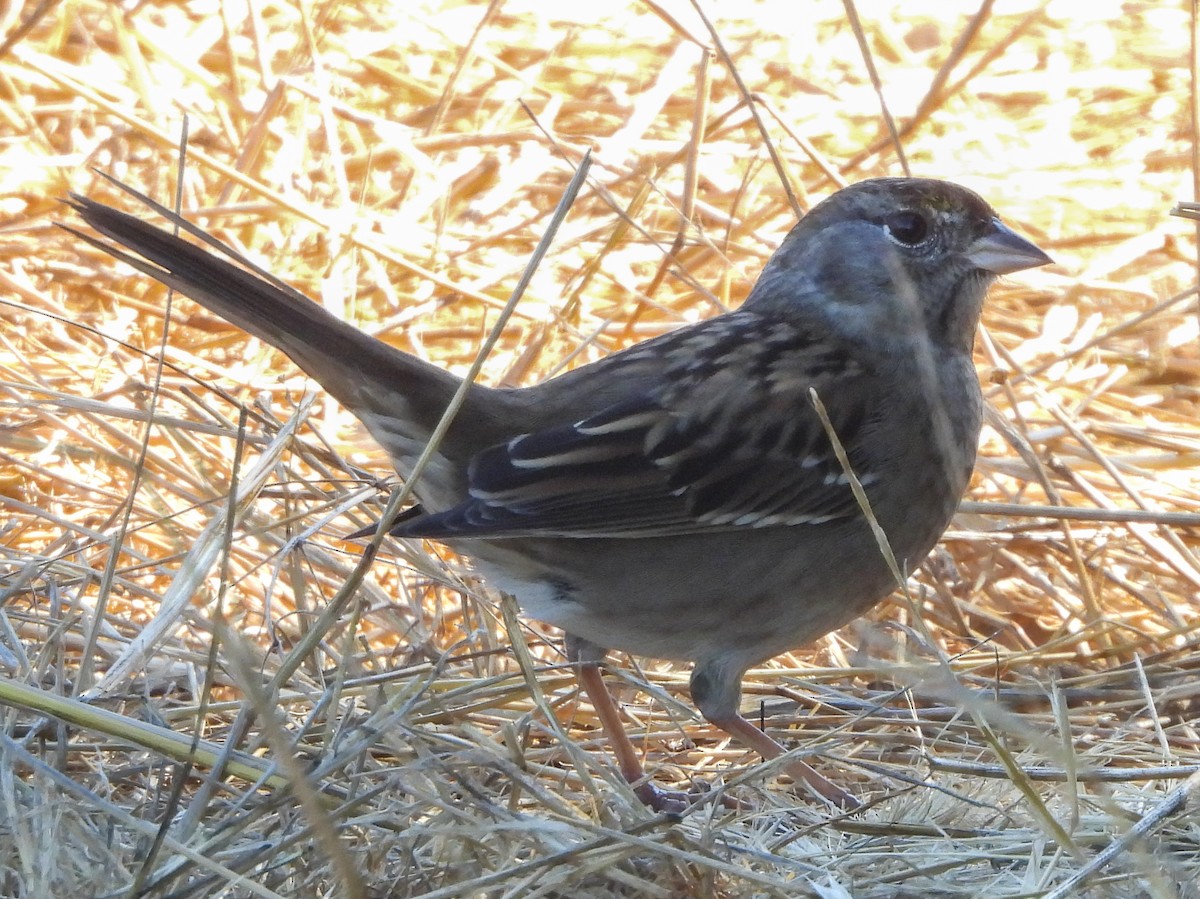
left=395, top=312, right=881, bottom=539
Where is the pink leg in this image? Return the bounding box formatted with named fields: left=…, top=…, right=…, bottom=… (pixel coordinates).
left=576, top=662, right=688, bottom=811
left=707, top=711, right=860, bottom=808
left=690, top=660, right=860, bottom=808
left=572, top=636, right=857, bottom=811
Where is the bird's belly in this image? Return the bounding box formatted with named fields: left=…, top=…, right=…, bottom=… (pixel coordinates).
left=460, top=512, right=945, bottom=665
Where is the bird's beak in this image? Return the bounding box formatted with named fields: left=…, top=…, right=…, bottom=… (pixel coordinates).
left=968, top=219, right=1053, bottom=275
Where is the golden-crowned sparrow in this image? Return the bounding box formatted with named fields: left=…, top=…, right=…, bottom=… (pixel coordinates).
left=68, top=176, right=1051, bottom=809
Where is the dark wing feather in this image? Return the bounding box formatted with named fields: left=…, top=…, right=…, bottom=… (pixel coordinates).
left=394, top=312, right=879, bottom=539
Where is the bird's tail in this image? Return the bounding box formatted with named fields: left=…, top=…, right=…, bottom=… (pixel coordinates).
left=64, top=181, right=500, bottom=484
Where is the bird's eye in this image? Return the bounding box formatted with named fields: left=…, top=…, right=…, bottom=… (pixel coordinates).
left=883, top=210, right=930, bottom=247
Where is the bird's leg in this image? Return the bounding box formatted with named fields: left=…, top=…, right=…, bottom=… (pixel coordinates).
left=566, top=635, right=690, bottom=812
left=690, top=662, right=861, bottom=809
left=568, top=636, right=646, bottom=785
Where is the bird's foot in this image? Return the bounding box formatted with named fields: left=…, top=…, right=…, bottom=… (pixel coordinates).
left=631, top=778, right=748, bottom=814
left=780, top=759, right=862, bottom=810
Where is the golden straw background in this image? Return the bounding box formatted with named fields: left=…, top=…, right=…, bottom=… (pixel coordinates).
left=2, top=1, right=1200, bottom=895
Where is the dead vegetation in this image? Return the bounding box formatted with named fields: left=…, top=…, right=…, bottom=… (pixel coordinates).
left=1, top=1, right=1199, bottom=896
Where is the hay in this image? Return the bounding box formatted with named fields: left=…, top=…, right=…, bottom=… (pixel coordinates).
left=1, top=0, right=1198, bottom=895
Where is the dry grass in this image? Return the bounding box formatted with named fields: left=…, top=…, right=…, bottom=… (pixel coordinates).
left=2, top=0, right=1199, bottom=896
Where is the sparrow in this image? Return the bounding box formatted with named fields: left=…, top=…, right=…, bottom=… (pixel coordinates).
left=67, top=175, right=1051, bottom=810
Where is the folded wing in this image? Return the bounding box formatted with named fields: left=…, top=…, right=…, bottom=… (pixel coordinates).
left=395, top=312, right=879, bottom=539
